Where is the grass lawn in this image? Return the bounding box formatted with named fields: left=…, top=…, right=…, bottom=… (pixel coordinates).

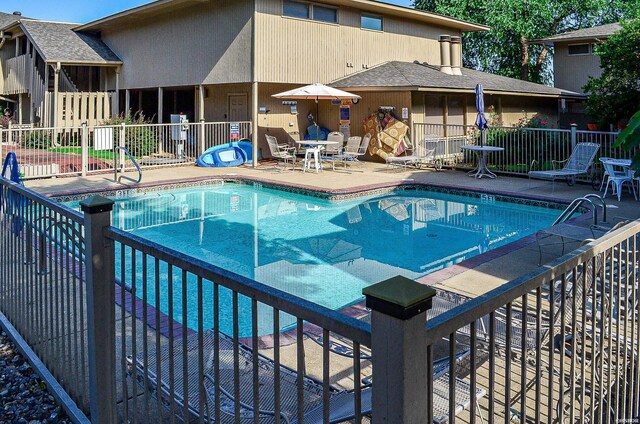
left=49, top=147, right=115, bottom=161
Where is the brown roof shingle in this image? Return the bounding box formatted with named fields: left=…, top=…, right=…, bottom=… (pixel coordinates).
left=331, top=61, right=582, bottom=98
left=540, top=22, right=621, bottom=43
left=21, top=20, right=121, bottom=64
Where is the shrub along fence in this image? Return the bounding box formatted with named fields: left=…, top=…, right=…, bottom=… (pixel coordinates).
left=0, top=121, right=252, bottom=179
left=413, top=123, right=625, bottom=183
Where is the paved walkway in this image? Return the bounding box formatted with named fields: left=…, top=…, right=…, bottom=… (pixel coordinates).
left=27, top=161, right=640, bottom=298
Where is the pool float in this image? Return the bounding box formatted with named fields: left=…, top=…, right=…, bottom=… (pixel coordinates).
left=196, top=142, right=248, bottom=167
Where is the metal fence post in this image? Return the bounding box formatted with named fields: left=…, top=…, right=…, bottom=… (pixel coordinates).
left=199, top=119, right=206, bottom=155
left=80, top=196, right=116, bottom=424
left=570, top=123, right=577, bottom=151
left=363, top=276, right=436, bottom=423
left=7, top=121, right=12, bottom=146
left=119, top=122, right=126, bottom=172
left=81, top=122, right=88, bottom=177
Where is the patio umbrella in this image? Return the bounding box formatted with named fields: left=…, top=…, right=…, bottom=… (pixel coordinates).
left=475, top=83, right=489, bottom=147
left=272, top=83, right=361, bottom=141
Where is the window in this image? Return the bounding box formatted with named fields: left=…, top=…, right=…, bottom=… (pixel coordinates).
left=361, top=14, right=383, bottom=31
left=568, top=43, right=591, bottom=55
left=282, top=1, right=337, bottom=23
left=283, top=0, right=309, bottom=19
left=313, top=5, right=337, bottom=23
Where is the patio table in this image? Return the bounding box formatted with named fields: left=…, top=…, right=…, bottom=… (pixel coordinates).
left=461, top=145, right=505, bottom=179
left=295, top=140, right=339, bottom=173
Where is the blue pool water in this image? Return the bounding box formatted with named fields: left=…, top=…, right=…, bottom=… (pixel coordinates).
left=65, top=183, right=561, bottom=336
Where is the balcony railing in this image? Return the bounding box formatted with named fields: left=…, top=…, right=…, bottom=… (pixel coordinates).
left=3, top=54, right=31, bottom=95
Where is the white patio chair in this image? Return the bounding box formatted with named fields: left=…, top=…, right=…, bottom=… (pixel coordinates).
left=332, top=136, right=361, bottom=170
left=601, top=159, right=636, bottom=201
left=321, top=131, right=344, bottom=165
left=354, top=134, right=371, bottom=166
left=265, top=134, right=296, bottom=171
left=528, top=142, right=600, bottom=189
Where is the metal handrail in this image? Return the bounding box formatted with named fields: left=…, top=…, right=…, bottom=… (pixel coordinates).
left=583, top=193, right=607, bottom=223
left=114, top=146, right=142, bottom=184
left=553, top=196, right=598, bottom=226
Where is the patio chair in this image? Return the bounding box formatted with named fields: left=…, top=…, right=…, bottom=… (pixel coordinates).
left=528, top=142, right=600, bottom=189
left=319, top=132, right=343, bottom=166
left=332, top=136, right=361, bottom=170
left=601, top=159, right=637, bottom=201
left=265, top=134, right=296, bottom=171
left=126, top=329, right=372, bottom=424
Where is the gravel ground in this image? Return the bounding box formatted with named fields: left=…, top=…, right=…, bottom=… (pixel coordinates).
left=0, top=331, right=70, bottom=424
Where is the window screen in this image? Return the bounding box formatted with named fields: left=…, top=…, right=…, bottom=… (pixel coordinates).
left=361, top=14, right=383, bottom=31
left=283, top=0, right=310, bottom=19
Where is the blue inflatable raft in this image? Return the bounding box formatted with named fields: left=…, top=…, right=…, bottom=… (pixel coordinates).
left=196, top=140, right=257, bottom=167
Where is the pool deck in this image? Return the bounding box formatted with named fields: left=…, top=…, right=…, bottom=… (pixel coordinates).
left=27, top=161, right=640, bottom=298
left=22, top=162, right=640, bottom=422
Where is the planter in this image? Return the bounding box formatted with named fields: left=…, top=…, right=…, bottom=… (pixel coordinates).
left=586, top=123, right=599, bottom=131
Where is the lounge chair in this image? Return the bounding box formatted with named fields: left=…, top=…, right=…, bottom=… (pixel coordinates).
left=385, top=136, right=439, bottom=170
left=126, top=330, right=372, bottom=423
left=265, top=135, right=296, bottom=171
left=528, top=142, right=600, bottom=189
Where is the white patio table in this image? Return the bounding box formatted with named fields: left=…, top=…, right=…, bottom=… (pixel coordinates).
left=295, top=140, right=339, bottom=173
left=461, top=145, right=505, bottom=179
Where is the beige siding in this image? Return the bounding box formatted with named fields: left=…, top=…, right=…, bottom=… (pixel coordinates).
left=255, top=0, right=460, bottom=84
left=100, top=0, right=253, bottom=89
left=553, top=42, right=601, bottom=94
left=500, top=96, right=558, bottom=127
left=202, top=83, right=252, bottom=122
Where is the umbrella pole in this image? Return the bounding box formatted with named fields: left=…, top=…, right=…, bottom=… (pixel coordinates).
left=481, top=129, right=486, bottom=148
left=315, top=98, right=319, bottom=142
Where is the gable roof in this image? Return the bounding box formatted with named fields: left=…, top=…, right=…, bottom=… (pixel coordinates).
left=20, top=20, right=121, bottom=64
left=75, top=0, right=489, bottom=33
left=540, top=22, right=621, bottom=43
left=0, top=12, right=25, bottom=29
left=331, top=61, right=582, bottom=98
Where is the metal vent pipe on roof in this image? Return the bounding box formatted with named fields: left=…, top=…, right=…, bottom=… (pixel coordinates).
left=450, top=36, right=463, bottom=75
left=439, top=35, right=453, bottom=75
left=12, top=11, right=21, bottom=16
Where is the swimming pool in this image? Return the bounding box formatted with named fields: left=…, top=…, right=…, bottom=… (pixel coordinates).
left=65, top=182, right=562, bottom=336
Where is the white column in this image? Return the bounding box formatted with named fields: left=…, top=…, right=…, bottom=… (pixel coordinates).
left=114, top=68, right=120, bottom=118
left=157, top=87, right=163, bottom=123
left=198, top=85, right=205, bottom=122
left=53, top=62, right=61, bottom=128
left=125, top=89, right=131, bottom=117
left=17, top=94, right=23, bottom=124
left=43, top=64, right=49, bottom=127
left=251, top=81, right=259, bottom=168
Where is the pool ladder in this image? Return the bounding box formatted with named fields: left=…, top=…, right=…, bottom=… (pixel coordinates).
left=553, top=194, right=606, bottom=226
left=114, top=146, right=142, bottom=184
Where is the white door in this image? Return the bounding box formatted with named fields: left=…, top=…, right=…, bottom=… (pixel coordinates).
left=228, top=94, right=248, bottom=122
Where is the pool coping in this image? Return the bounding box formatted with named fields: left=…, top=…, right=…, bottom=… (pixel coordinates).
left=49, top=174, right=593, bottom=348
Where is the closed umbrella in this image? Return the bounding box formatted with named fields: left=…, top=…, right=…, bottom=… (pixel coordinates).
left=272, top=83, right=361, bottom=141
left=475, top=83, right=489, bottom=147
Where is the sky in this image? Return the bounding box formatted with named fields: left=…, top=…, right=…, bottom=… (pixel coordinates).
left=12, top=0, right=414, bottom=23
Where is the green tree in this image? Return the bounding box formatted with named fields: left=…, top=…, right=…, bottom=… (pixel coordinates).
left=583, top=20, right=640, bottom=128
left=414, top=0, right=640, bottom=84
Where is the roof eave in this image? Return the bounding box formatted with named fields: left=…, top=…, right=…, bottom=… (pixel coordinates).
left=538, top=35, right=611, bottom=44
left=43, top=59, right=123, bottom=66
left=75, top=0, right=489, bottom=33
left=74, top=0, right=209, bottom=31
left=335, top=84, right=584, bottom=99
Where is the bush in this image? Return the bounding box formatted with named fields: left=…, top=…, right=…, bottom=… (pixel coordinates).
left=102, top=112, right=158, bottom=157
left=21, top=132, right=51, bottom=149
